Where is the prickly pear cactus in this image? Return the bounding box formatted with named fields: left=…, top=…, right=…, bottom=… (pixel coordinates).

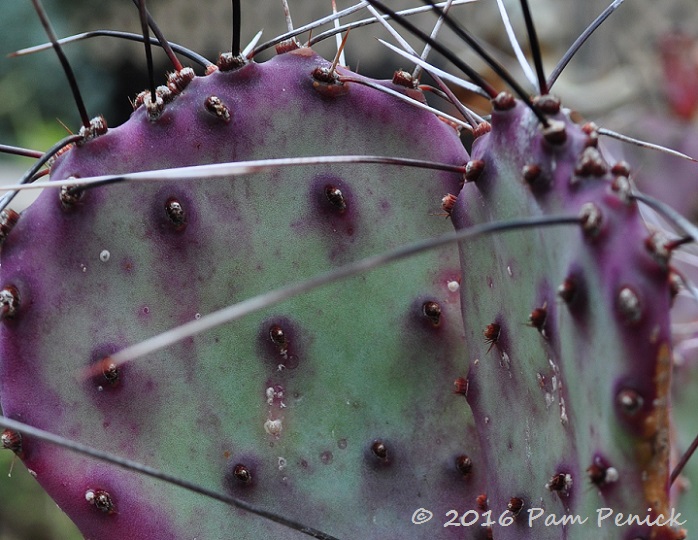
left=0, top=38, right=483, bottom=539
left=453, top=95, right=679, bottom=539
left=0, top=1, right=696, bottom=539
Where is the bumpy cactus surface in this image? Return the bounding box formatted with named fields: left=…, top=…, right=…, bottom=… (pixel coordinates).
left=0, top=1, right=696, bottom=539
left=454, top=97, right=677, bottom=540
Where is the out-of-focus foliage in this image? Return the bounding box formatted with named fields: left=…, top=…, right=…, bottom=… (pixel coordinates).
left=0, top=408, right=81, bottom=540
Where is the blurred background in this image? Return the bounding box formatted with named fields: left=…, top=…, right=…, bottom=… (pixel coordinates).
left=1, top=0, right=698, bottom=538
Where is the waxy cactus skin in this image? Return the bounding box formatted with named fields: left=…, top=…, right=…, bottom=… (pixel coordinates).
left=452, top=99, right=677, bottom=540
left=0, top=45, right=483, bottom=539
left=0, top=1, right=696, bottom=539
